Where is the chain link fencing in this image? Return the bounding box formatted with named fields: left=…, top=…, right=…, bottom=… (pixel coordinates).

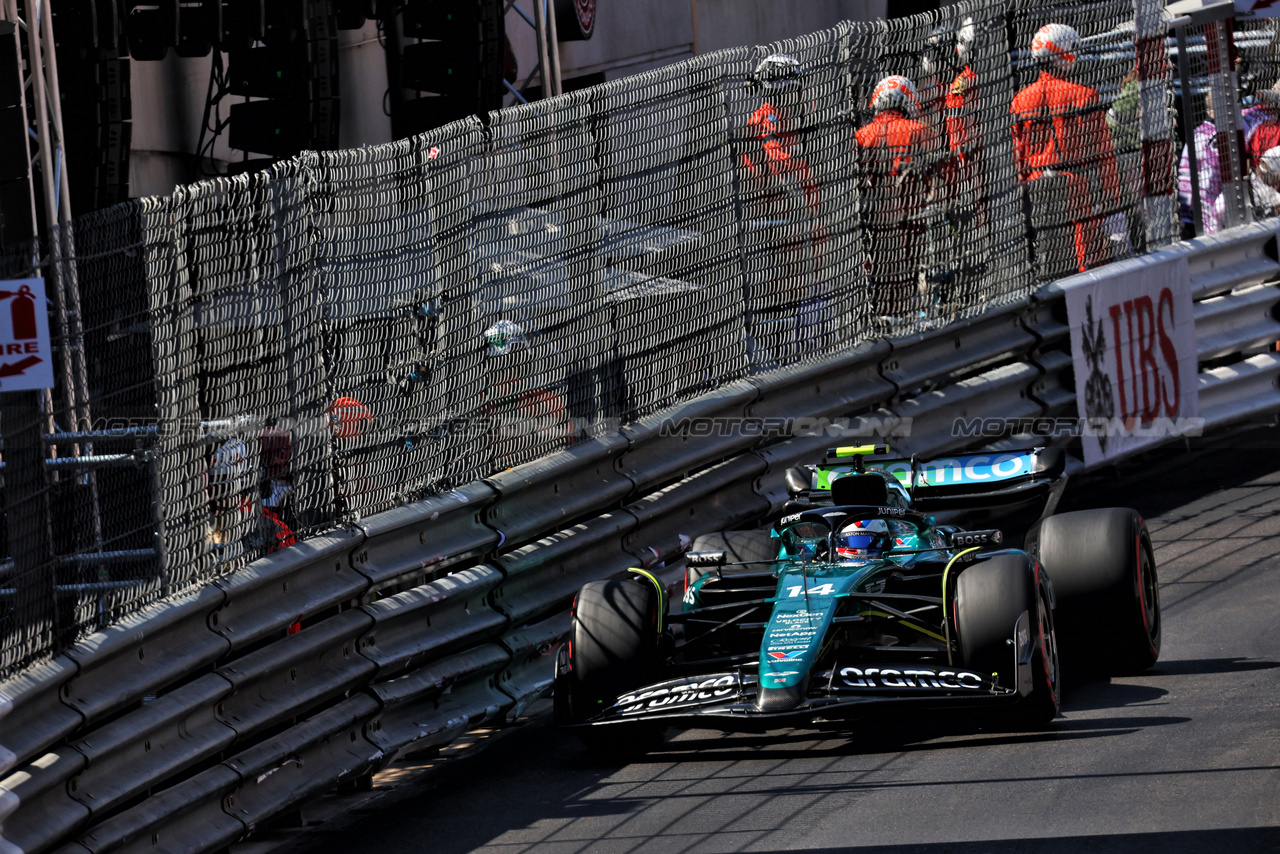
left=0, top=0, right=1210, bottom=678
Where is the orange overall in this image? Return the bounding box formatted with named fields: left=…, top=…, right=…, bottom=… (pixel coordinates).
left=1011, top=70, right=1122, bottom=273
left=855, top=110, right=940, bottom=315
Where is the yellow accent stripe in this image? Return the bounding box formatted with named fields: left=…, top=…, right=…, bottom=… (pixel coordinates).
left=628, top=568, right=666, bottom=634
left=942, top=547, right=980, bottom=665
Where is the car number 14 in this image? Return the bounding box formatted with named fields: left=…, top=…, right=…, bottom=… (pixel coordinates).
left=786, top=583, right=836, bottom=597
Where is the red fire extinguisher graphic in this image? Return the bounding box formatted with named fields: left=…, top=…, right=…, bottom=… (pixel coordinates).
left=0, top=284, right=37, bottom=340
left=10, top=285, right=36, bottom=339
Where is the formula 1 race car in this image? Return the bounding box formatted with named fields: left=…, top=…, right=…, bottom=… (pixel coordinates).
left=554, top=446, right=1161, bottom=753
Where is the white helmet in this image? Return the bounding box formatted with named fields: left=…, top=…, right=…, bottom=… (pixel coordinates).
left=1031, top=23, right=1079, bottom=71
left=870, top=75, right=919, bottom=116
left=956, top=17, right=976, bottom=62
left=1259, top=146, right=1280, bottom=184
left=208, top=437, right=253, bottom=498
left=754, top=53, right=803, bottom=92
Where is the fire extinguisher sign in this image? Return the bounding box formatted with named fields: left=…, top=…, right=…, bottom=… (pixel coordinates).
left=0, top=277, right=54, bottom=392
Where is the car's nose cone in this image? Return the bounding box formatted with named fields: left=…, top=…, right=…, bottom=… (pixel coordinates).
left=756, top=681, right=807, bottom=712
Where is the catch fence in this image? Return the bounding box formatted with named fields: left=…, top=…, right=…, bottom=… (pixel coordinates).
left=0, top=0, right=1249, bottom=678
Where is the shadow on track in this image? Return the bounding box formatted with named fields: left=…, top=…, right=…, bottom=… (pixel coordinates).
left=729, top=827, right=1280, bottom=854
left=1146, top=656, right=1280, bottom=676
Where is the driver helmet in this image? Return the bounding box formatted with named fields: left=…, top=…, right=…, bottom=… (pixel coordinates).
left=1030, top=23, right=1079, bottom=71
left=870, top=75, right=920, bottom=117
left=836, top=519, right=892, bottom=558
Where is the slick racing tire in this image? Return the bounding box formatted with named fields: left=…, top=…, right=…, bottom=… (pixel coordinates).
left=686, top=530, right=778, bottom=590
left=956, top=553, right=1061, bottom=729
left=563, top=578, right=666, bottom=755
left=1037, top=508, right=1160, bottom=675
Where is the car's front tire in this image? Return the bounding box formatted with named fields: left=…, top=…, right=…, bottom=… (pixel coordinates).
left=956, top=553, right=1061, bottom=729
left=560, top=578, right=666, bottom=755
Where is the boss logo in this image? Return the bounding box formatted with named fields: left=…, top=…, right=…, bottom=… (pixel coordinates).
left=951, top=529, right=1003, bottom=547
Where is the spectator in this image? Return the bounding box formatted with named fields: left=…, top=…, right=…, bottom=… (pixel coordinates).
left=740, top=53, right=828, bottom=362
left=1252, top=146, right=1280, bottom=219
left=1010, top=23, right=1122, bottom=276
left=943, top=18, right=992, bottom=293
left=1107, top=64, right=1146, bottom=255
left=1179, top=95, right=1224, bottom=235
left=1245, top=80, right=1280, bottom=162
left=328, top=395, right=375, bottom=514
left=920, top=17, right=989, bottom=307
left=1107, top=66, right=1142, bottom=153
left=945, top=19, right=981, bottom=171
left=854, top=75, right=941, bottom=323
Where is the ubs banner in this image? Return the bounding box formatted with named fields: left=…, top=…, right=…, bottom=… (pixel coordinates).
left=1063, top=254, right=1200, bottom=468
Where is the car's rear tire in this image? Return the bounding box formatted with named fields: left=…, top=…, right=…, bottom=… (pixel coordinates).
left=687, top=530, right=777, bottom=590
left=956, top=553, right=1061, bottom=729
left=1037, top=508, right=1160, bottom=675
left=563, top=578, right=666, bottom=755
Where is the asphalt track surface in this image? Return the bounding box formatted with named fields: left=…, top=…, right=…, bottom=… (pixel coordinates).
left=297, top=429, right=1280, bottom=854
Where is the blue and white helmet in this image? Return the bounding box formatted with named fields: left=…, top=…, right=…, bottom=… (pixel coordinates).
left=836, top=519, right=891, bottom=558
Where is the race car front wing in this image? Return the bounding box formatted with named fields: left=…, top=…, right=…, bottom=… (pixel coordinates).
left=557, top=655, right=1021, bottom=731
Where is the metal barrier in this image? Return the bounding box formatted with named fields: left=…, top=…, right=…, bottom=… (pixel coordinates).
left=353, top=483, right=499, bottom=593
left=4, top=220, right=1280, bottom=854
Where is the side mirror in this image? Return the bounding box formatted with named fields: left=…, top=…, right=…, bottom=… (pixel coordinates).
left=784, top=466, right=811, bottom=496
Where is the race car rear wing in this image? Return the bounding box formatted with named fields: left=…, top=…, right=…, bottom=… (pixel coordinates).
left=791, top=446, right=1066, bottom=512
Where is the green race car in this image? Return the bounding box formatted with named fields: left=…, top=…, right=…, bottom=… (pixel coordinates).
left=554, top=446, right=1161, bottom=753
